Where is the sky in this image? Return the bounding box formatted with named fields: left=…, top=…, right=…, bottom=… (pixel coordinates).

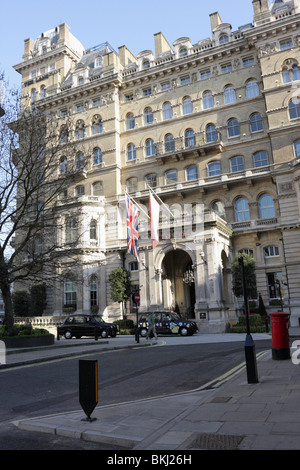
left=0, top=0, right=260, bottom=89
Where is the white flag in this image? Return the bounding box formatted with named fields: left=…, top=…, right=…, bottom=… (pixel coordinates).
left=149, top=191, right=160, bottom=249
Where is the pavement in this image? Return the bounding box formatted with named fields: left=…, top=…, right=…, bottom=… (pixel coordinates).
left=2, top=328, right=300, bottom=450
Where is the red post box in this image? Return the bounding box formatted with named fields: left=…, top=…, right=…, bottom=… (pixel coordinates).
left=269, top=312, right=291, bottom=360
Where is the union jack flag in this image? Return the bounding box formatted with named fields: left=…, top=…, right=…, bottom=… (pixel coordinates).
left=126, top=195, right=139, bottom=262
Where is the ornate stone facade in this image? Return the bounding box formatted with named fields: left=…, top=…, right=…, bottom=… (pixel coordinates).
left=12, top=0, right=300, bottom=332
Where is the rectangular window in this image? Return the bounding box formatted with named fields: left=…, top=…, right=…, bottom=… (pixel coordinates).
left=221, top=63, right=233, bottom=74
left=242, top=57, right=255, bottom=67
left=161, top=81, right=171, bottom=91
left=280, top=39, right=293, bottom=50
left=294, top=141, right=300, bottom=158
left=76, top=103, right=84, bottom=113
left=264, top=246, right=279, bottom=258
left=231, top=156, right=244, bottom=173
left=180, top=76, right=191, bottom=85
left=93, top=98, right=101, bottom=107
left=200, top=70, right=211, bottom=80
left=31, top=70, right=37, bottom=78
left=143, top=88, right=152, bottom=96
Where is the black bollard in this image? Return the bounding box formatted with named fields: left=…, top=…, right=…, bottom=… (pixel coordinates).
left=239, top=257, right=259, bottom=384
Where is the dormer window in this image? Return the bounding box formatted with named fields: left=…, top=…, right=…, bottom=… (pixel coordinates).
left=179, top=47, right=188, bottom=57
left=95, top=56, right=102, bottom=68
left=142, top=60, right=150, bottom=69
left=219, top=34, right=229, bottom=45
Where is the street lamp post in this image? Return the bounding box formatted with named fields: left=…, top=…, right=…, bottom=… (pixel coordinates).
left=239, top=257, right=259, bottom=384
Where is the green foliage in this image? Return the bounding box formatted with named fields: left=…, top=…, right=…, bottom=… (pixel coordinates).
left=0, top=323, right=50, bottom=337
left=230, top=313, right=267, bottom=333
left=231, top=253, right=257, bottom=299
left=12, top=291, right=30, bottom=317
left=113, top=319, right=134, bottom=330
left=109, top=268, right=131, bottom=318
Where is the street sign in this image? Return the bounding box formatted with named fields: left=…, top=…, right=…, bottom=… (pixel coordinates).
left=133, top=292, right=140, bottom=304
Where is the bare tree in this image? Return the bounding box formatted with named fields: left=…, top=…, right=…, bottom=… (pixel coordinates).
left=0, top=75, right=90, bottom=328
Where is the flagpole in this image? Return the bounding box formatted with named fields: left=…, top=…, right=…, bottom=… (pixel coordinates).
left=146, top=183, right=174, bottom=218
left=125, top=191, right=150, bottom=220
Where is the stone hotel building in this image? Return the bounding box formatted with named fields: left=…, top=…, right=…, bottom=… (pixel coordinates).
left=12, top=0, right=300, bottom=332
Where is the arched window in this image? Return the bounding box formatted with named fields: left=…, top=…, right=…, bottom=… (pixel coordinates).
left=246, top=79, right=259, bottom=98
left=294, top=140, right=300, bottom=158
left=59, top=126, right=69, bottom=144
left=182, top=97, right=193, bottom=115
left=92, top=181, right=103, bottom=196
left=208, top=161, right=221, bottom=177
left=289, top=99, right=300, bottom=120
left=282, top=61, right=300, bottom=83
left=144, top=107, right=153, bottom=125
left=75, top=121, right=86, bottom=140
left=258, top=194, right=275, bottom=219
left=292, top=64, right=300, bottom=81
left=203, top=91, right=214, bottom=109
left=162, top=102, right=173, bottom=120
left=164, top=134, right=175, bottom=153
left=206, top=124, right=218, bottom=143
left=282, top=67, right=290, bottom=83
left=76, top=152, right=85, bottom=170
left=165, top=169, right=177, bottom=185
left=145, top=138, right=155, bottom=157
left=228, top=119, right=240, bottom=138
left=179, top=47, right=188, bottom=57
left=126, top=113, right=135, bottom=130
left=186, top=165, right=198, bottom=181
left=185, top=129, right=195, bottom=147
left=224, top=85, right=236, bottom=104
left=75, top=185, right=85, bottom=197
left=92, top=116, right=103, bottom=135
left=264, top=246, right=279, bottom=258
left=253, top=151, right=269, bottom=167
left=60, top=156, right=68, bottom=174
left=64, top=278, right=77, bottom=306
left=65, top=218, right=78, bottom=243
left=93, top=148, right=102, bottom=165
left=90, top=276, right=98, bottom=307
left=127, top=143, right=136, bottom=160
left=145, top=173, right=157, bottom=188
left=230, top=156, right=244, bottom=172
left=40, top=86, right=46, bottom=99
left=211, top=201, right=226, bottom=219
left=90, top=220, right=97, bottom=240
left=219, top=34, right=229, bottom=45
left=31, top=89, right=37, bottom=103
left=250, top=113, right=264, bottom=132
left=234, top=198, right=250, bottom=222
left=143, top=60, right=150, bottom=69
left=126, top=177, right=138, bottom=193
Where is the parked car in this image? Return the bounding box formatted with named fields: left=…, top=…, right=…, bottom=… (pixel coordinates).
left=138, top=311, right=198, bottom=337
left=57, top=314, right=118, bottom=339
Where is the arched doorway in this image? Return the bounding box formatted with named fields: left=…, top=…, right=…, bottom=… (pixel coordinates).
left=161, top=249, right=195, bottom=317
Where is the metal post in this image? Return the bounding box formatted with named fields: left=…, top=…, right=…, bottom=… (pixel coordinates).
left=239, top=257, right=259, bottom=384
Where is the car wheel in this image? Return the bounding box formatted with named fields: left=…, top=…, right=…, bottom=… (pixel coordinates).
left=140, top=328, right=147, bottom=337
left=179, top=327, right=189, bottom=337
left=64, top=330, right=73, bottom=339
left=101, top=329, right=108, bottom=338
left=110, top=331, right=117, bottom=338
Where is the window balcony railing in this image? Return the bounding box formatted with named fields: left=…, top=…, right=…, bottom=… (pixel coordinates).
left=155, top=131, right=223, bottom=160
